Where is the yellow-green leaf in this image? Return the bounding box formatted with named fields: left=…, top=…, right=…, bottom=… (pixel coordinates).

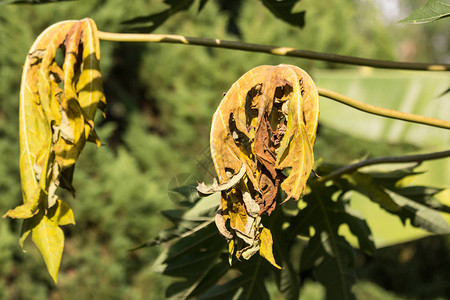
left=48, top=199, right=76, bottom=226
left=31, top=213, right=64, bottom=283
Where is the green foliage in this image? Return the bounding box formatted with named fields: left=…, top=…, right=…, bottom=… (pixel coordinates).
left=149, top=162, right=448, bottom=299
left=260, top=0, right=305, bottom=28
left=399, top=0, right=450, bottom=24
left=1, top=0, right=449, bottom=299
left=123, top=0, right=306, bottom=33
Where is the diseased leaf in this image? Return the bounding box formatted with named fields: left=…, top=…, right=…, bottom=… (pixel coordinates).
left=2, top=18, right=105, bottom=283
left=399, top=0, right=450, bottom=24
left=209, top=64, right=318, bottom=264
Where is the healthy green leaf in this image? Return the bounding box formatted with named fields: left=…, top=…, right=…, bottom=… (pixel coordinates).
left=386, top=190, right=450, bottom=234
left=334, top=165, right=450, bottom=235
left=399, top=0, right=450, bottom=24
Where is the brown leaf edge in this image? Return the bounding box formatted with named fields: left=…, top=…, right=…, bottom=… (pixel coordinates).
left=208, top=64, right=319, bottom=269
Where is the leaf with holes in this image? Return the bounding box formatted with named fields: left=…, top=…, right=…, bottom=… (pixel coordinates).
left=209, top=64, right=319, bottom=267
left=2, top=18, right=105, bottom=283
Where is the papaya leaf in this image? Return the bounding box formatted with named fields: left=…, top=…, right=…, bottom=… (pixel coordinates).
left=261, top=0, right=306, bottom=28
left=399, top=0, right=450, bottom=24
left=209, top=64, right=319, bottom=263
left=385, top=190, right=450, bottom=234
left=297, top=185, right=359, bottom=300
left=198, top=256, right=271, bottom=300
left=2, top=18, right=105, bottom=283
left=332, top=164, right=450, bottom=235
left=166, top=261, right=229, bottom=300
left=272, top=209, right=300, bottom=300
left=122, top=0, right=195, bottom=32
left=151, top=219, right=226, bottom=299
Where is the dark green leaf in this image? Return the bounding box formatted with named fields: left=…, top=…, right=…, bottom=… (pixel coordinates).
left=272, top=208, right=300, bottom=300
left=295, top=185, right=360, bottom=300
left=199, top=277, right=252, bottom=300
left=199, top=258, right=271, bottom=300
left=386, top=190, right=450, bottom=234
left=301, top=232, right=356, bottom=300
left=261, top=0, right=306, bottom=28
left=337, top=166, right=450, bottom=234
left=399, top=0, right=450, bottom=24
left=122, top=0, right=195, bottom=32
left=393, top=186, right=450, bottom=213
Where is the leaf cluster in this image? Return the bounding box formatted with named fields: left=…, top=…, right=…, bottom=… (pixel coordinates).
left=149, top=161, right=449, bottom=299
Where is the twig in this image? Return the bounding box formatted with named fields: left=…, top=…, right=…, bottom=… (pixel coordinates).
left=318, top=150, right=450, bottom=182
left=97, top=31, right=450, bottom=71
left=318, top=88, right=450, bottom=130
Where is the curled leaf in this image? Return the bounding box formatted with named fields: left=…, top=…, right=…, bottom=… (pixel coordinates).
left=197, top=163, right=246, bottom=195
left=3, top=18, right=105, bottom=283
left=208, top=64, right=319, bottom=267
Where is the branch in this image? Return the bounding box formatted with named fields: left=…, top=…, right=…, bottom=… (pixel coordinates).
left=97, top=31, right=450, bottom=71
left=317, top=88, right=450, bottom=130
left=318, top=150, right=450, bottom=182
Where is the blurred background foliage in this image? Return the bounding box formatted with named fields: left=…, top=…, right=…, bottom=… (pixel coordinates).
left=0, top=0, right=448, bottom=299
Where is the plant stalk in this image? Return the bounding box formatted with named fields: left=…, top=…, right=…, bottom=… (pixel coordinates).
left=97, top=31, right=450, bottom=71
left=318, top=150, right=450, bottom=182
left=318, top=88, right=450, bottom=130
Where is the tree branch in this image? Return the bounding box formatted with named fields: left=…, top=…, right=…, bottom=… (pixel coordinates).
left=318, top=150, right=450, bottom=182
left=97, top=31, right=450, bottom=71
left=317, top=88, right=450, bottom=130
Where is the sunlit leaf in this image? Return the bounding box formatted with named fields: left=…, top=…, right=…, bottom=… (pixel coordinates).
left=2, top=18, right=105, bottom=283
left=31, top=212, right=64, bottom=284
left=209, top=64, right=319, bottom=263
left=259, top=227, right=282, bottom=269
left=399, top=0, right=450, bottom=24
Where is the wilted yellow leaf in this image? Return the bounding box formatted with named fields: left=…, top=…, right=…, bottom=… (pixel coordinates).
left=3, top=18, right=105, bottom=283
left=210, top=65, right=318, bottom=265
left=31, top=213, right=65, bottom=284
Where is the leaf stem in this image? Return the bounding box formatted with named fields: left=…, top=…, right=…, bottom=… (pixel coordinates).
left=97, top=31, right=450, bottom=71
left=317, top=88, right=450, bottom=130
left=318, top=150, right=450, bottom=182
